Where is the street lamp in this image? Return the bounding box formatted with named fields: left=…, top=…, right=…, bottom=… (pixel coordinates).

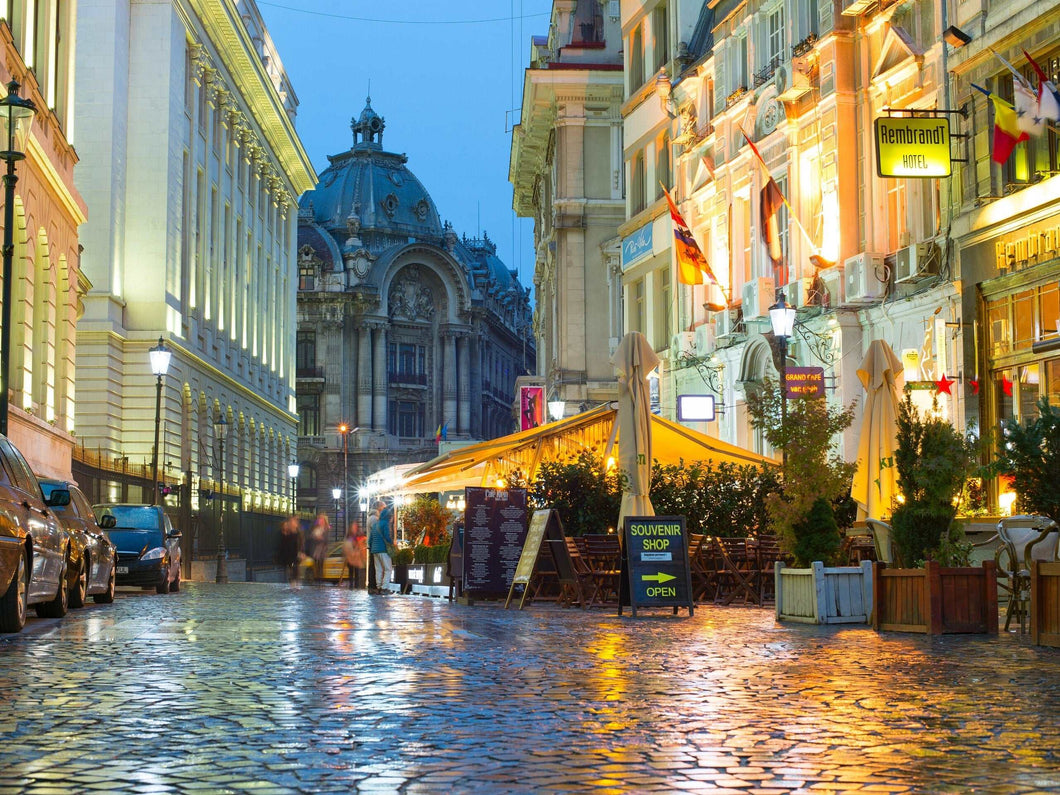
left=769, top=292, right=797, bottom=467
left=0, top=81, right=36, bottom=437
left=149, top=337, right=172, bottom=505
left=548, top=399, right=565, bottom=422
left=214, top=412, right=229, bottom=583
left=338, top=424, right=357, bottom=534
left=331, top=486, right=342, bottom=536
left=287, top=460, right=300, bottom=512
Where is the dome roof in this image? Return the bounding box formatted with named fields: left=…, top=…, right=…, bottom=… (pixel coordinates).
left=298, top=99, right=443, bottom=240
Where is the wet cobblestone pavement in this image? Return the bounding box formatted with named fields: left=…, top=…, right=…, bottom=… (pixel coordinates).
left=1, top=583, right=1059, bottom=794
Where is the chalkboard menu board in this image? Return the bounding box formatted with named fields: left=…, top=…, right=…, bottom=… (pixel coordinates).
left=622, top=515, right=694, bottom=617
left=462, top=487, right=528, bottom=594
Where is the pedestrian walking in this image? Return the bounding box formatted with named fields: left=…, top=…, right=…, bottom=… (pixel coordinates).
left=340, top=520, right=367, bottom=589
left=368, top=500, right=393, bottom=594
left=277, top=515, right=303, bottom=587
left=310, top=513, right=330, bottom=583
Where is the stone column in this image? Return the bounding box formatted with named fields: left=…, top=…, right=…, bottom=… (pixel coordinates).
left=357, top=326, right=372, bottom=429
left=442, top=330, right=457, bottom=433
left=457, top=333, right=471, bottom=436
left=372, top=323, right=387, bottom=432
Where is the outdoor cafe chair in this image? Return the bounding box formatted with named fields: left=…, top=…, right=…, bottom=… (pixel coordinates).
left=753, top=534, right=784, bottom=604
left=995, top=515, right=1059, bottom=633
left=714, top=537, right=760, bottom=606
left=688, top=533, right=718, bottom=603
left=865, top=518, right=900, bottom=566
left=583, top=534, right=622, bottom=605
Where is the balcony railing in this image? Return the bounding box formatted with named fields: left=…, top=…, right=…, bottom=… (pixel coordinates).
left=389, top=371, right=428, bottom=386
left=752, top=56, right=782, bottom=88
left=296, top=366, right=325, bottom=380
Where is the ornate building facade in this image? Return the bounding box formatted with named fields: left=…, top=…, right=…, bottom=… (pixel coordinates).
left=510, top=0, right=626, bottom=416
left=295, top=100, right=535, bottom=515
left=73, top=0, right=315, bottom=562
left=0, top=1, right=85, bottom=480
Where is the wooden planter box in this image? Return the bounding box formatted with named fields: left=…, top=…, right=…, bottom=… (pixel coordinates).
left=872, top=560, right=998, bottom=634
left=775, top=561, right=873, bottom=624
left=1030, top=560, right=1060, bottom=648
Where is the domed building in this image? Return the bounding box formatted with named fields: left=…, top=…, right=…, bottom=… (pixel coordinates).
left=294, top=99, right=535, bottom=515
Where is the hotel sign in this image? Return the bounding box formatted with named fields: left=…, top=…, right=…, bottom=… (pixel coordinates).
left=874, top=117, right=951, bottom=178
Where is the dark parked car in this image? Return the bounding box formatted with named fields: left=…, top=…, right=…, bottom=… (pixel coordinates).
left=92, top=504, right=181, bottom=594
left=40, top=480, right=118, bottom=607
left=0, top=435, right=72, bottom=633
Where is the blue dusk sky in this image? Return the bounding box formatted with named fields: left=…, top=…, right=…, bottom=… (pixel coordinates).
left=257, top=1, right=555, bottom=292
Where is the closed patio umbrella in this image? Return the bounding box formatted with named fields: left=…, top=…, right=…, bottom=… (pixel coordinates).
left=611, top=331, right=660, bottom=529
left=852, top=339, right=904, bottom=521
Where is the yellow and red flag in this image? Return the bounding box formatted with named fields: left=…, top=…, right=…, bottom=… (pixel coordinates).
left=663, top=188, right=723, bottom=294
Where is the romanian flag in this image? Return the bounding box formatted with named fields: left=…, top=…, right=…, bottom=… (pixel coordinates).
left=435, top=423, right=444, bottom=444
left=973, top=84, right=1028, bottom=164
left=663, top=188, right=721, bottom=291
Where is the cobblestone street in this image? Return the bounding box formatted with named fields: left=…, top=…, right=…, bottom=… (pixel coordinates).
left=1, top=582, right=1058, bottom=794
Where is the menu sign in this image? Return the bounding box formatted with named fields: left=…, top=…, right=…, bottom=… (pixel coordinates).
left=462, top=487, right=528, bottom=594
left=622, top=515, right=694, bottom=617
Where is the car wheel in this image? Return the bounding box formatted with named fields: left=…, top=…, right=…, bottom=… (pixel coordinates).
left=93, top=561, right=115, bottom=604
left=37, top=556, right=69, bottom=618
left=0, top=547, right=29, bottom=633
left=156, top=567, right=170, bottom=595
left=69, top=557, right=87, bottom=609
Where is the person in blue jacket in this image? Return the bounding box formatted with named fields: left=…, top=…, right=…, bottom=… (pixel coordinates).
left=368, top=500, right=393, bottom=594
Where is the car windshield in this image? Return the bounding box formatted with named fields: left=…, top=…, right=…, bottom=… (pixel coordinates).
left=98, top=506, right=160, bottom=530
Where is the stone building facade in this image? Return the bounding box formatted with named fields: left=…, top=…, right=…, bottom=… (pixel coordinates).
left=510, top=0, right=626, bottom=417
left=73, top=0, right=315, bottom=555
left=0, top=2, right=86, bottom=480
left=295, top=100, right=535, bottom=516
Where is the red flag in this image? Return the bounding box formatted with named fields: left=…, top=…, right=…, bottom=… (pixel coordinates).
left=663, top=189, right=722, bottom=291
left=761, top=176, right=785, bottom=277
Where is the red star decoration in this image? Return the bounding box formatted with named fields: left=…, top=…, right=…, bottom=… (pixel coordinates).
left=935, top=374, right=955, bottom=394
left=1002, top=376, right=1013, bottom=397
left=969, top=379, right=980, bottom=395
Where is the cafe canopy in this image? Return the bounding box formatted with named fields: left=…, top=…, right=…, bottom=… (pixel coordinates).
left=393, top=403, right=775, bottom=496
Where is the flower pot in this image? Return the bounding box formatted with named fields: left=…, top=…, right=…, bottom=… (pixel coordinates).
left=872, top=560, right=998, bottom=634
left=775, top=560, right=873, bottom=624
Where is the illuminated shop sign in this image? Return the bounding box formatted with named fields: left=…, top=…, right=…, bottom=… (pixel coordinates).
left=874, top=117, right=951, bottom=178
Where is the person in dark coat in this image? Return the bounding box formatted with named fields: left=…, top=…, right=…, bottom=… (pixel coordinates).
left=277, top=515, right=303, bottom=587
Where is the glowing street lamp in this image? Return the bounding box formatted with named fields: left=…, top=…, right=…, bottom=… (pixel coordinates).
left=149, top=337, right=172, bottom=505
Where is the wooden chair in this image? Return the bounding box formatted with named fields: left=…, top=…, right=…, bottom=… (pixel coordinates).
left=561, top=537, right=597, bottom=608
left=995, top=515, right=1059, bottom=633
left=583, top=534, right=622, bottom=605
left=753, top=534, right=784, bottom=604
left=688, top=534, right=717, bottom=603
left=714, top=537, right=760, bottom=605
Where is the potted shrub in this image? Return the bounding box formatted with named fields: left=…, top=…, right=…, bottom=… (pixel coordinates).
left=873, top=394, right=997, bottom=634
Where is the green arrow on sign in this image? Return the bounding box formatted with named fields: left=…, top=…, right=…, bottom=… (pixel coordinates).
left=642, top=572, right=676, bottom=584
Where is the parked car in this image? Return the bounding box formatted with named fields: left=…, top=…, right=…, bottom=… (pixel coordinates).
left=0, top=434, right=72, bottom=633
left=39, top=479, right=118, bottom=607
left=92, top=504, right=181, bottom=594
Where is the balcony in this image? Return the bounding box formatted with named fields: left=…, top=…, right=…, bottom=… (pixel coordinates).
left=296, top=366, right=325, bottom=380
left=389, top=371, right=428, bottom=387
left=752, top=56, right=782, bottom=89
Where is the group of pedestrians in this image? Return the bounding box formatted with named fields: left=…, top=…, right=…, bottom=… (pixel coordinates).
left=276, top=499, right=394, bottom=594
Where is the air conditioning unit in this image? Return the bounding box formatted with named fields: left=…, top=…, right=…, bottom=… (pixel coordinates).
left=843, top=252, right=886, bottom=305
left=712, top=308, right=733, bottom=338
left=694, top=323, right=715, bottom=356
left=671, top=331, right=695, bottom=357
left=742, top=277, right=776, bottom=320
left=784, top=278, right=811, bottom=309
left=894, top=242, right=938, bottom=284
left=818, top=265, right=844, bottom=308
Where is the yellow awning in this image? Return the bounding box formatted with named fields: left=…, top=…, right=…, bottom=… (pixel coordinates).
left=394, top=405, right=774, bottom=495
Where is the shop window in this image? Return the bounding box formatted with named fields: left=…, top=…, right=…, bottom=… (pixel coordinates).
left=1018, top=364, right=1040, bottom=421
left=995, top=369, right=1014, bottom=425
left=1013, top=289, right=1035, bottom=351
left=1046, top=359, right=1060, bottom=407
left=1040, top=283, right=1059, bottom=339
left=986, top=297, right=1010, bottom=358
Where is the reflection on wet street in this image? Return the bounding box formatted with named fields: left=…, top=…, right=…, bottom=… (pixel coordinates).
left=1, top=582, right=1058, bottom=793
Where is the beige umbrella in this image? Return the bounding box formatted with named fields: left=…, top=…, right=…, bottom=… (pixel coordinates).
left=852, top=339, right=904, bottom=521
left=611, top=331, right=661, bottom=530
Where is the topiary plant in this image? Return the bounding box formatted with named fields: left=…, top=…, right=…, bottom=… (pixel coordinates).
left=791, top=497, right=843, bottom=567
left=890, top=393, right=974, bottom=566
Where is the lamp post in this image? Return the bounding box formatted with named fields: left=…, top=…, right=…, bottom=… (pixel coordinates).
left=547, top=399, right=565, bottom=423
left=331, top=486, right=342, bottom=536
left=338, top=424, right=357, bottom=533
left=287, top=460, right=300, bottom=513
left=768, top=292, right=797, bottom=467
left=214, top=413, right=229, bottom=583
left=149, top=337, right=172, bottom=505
left=0, top=81, right=36, bottom=437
